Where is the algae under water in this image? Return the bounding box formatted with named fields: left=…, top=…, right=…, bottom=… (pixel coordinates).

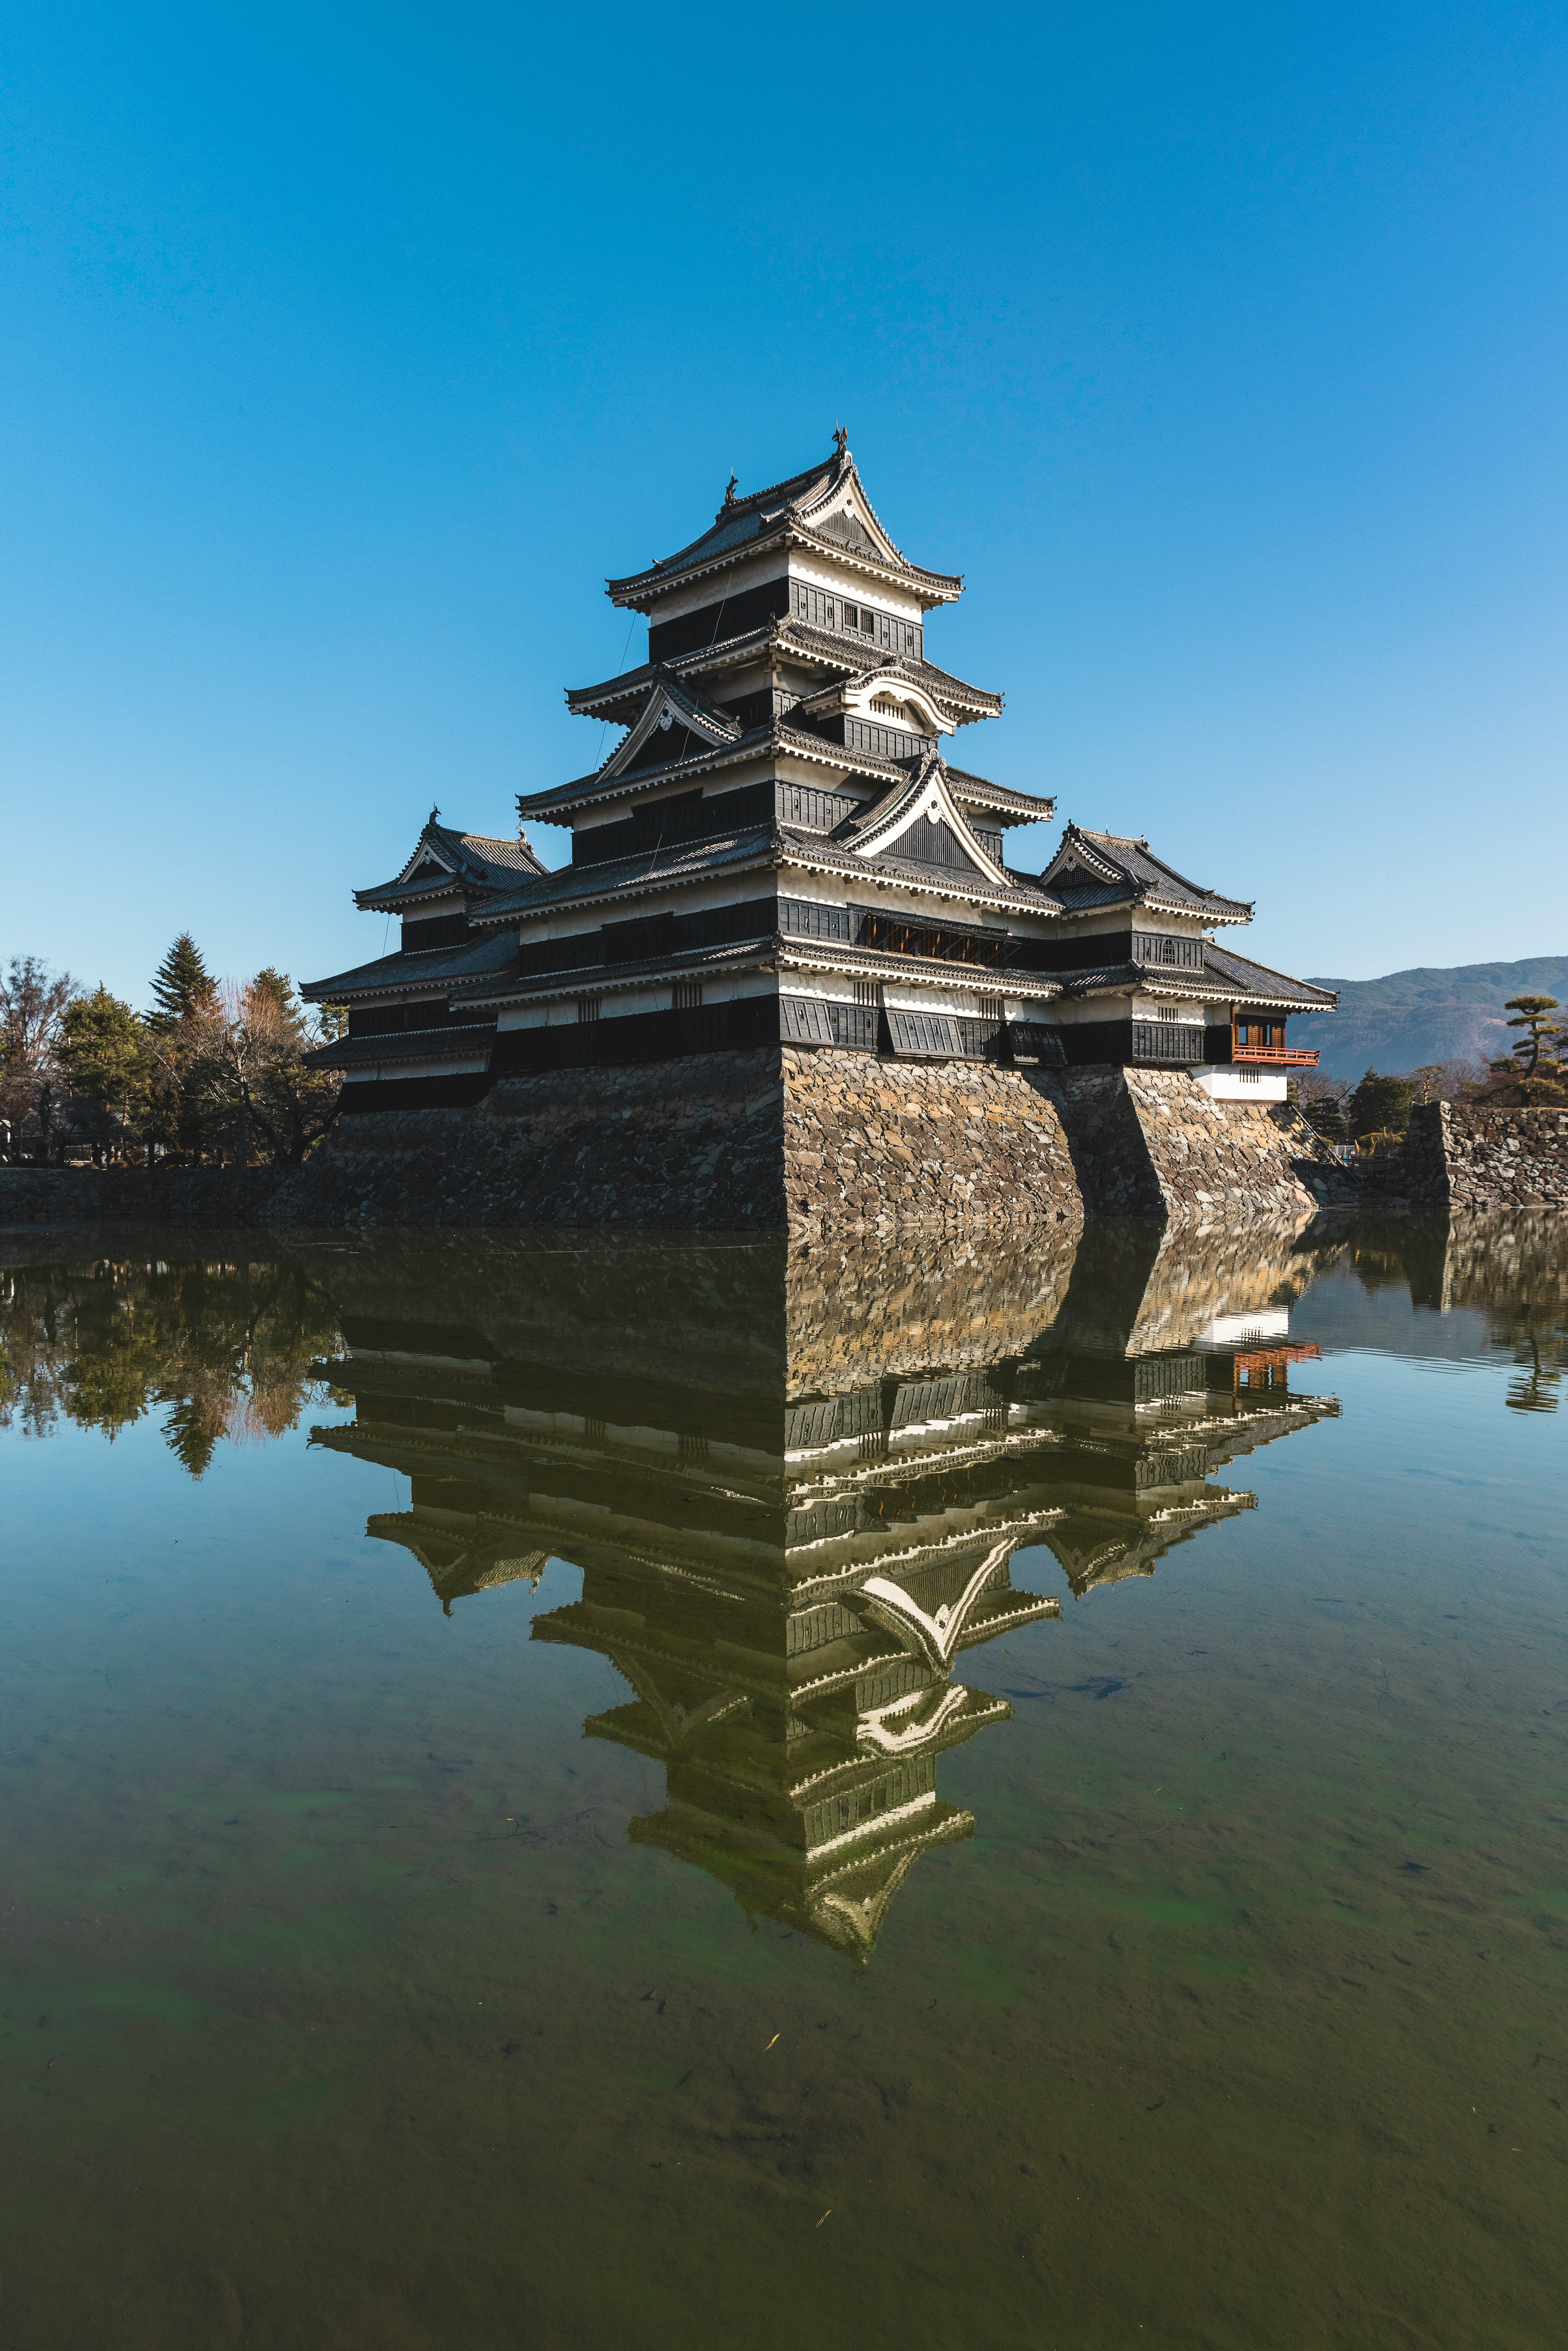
left=0, top=1213, right=1564, bottom=2349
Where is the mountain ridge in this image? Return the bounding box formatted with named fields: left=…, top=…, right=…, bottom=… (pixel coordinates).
left=1289, top=954, right=1568, bottom=1080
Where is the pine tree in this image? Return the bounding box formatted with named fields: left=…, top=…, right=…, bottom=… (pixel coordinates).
left=57, top=987, right=152, bottom=1140
left=1502, top=995, right=1561, bottom=1078
left=249, top=967, right=295, bottom=1018
left=1305, top=1094, right=1349, bottom=1145
left=1349, top=1069, right=1415, bottom=1140
left=147, top=935, right=216, bottom=1033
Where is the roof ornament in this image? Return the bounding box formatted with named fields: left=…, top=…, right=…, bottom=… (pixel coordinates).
left=722, top=471, right=738, bottom=507
left=428, top=805, right=441, bottom=826
left=832, top=424, right=849, bottom=457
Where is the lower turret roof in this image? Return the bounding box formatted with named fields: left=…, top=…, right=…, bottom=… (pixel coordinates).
left=354, top=816, right=546, bottom=912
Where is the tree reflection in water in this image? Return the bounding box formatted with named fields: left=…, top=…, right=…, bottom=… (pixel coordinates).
left=0, top=1250, right=344, bottom=1470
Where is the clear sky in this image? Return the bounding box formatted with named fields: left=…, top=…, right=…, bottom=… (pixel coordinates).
left=2, top=2, right=1564, bottom=1003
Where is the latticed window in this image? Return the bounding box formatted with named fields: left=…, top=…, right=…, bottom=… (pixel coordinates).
left=853, top=980, right=882, bottom=1008
left=1132, top=1021, right=1204, bottom=1064
left=978, top=994, right=1004, bottom=1022
left=576, top=994, right=601, bottom=1023
left=1131, top=930, right=1204, bottom=970
left=673, top=981, right=703, bottom=1011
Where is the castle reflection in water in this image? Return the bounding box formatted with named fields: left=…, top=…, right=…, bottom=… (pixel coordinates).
left=312, top=1220, right=1339, bottom=1960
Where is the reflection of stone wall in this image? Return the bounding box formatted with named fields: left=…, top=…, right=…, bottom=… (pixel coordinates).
left=302, top=1230, right=788, bottom=1395
left=786, top=1226, right=1080, bottom=1398
left=1428, top=1210, right=1568, bottom=1316
left=1039, top=1214, right=1318, bottom=1354
left=780, top=1048, right=1082, bottom=1234
left=1386, top=1103, right=1568, bottom=1210
left=1120, top=1214, right=1320, bottom=1352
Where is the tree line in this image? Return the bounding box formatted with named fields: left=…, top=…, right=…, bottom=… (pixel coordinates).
left=1293, top=994, right=1567, bottom=1149
left=0, top=935, right=345, bottom=1167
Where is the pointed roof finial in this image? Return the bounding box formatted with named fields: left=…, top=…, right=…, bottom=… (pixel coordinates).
left=428, top=805, right=441, bottom=827
left=723, top=471, right=738, bottom=507
left=833, top=423, right=849, bottom=458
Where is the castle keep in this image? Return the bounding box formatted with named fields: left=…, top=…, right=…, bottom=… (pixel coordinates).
left=296, top=435, right=1336, bottom=1228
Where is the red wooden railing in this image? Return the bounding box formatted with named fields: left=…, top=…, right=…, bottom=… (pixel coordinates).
left=1232, top=1045, right=1321, bottom=1067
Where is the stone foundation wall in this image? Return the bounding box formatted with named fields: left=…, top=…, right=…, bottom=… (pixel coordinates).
left=1386, top=1102, right=1568, bottom=1210
left=780, top=1047, right=1082, bottom=1233
left=4, top=1057, right=1350, bottom=1236
left=1054, top=1067, right=1331, bottom=1220
left=265, top=1050, right=788, bottom=1230
left=0, top=1166, right=287, bottom=1226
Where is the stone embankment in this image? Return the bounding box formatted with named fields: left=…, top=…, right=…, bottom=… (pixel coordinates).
left=1054, top=1067, right=1340, bottom=1221
left=1370, top=1101, right=1568, bottom=1210
left=0, top=1166, right=287, bottom=1226
left=4, top=1064, right=1558, bottom=1236
left=781, top=1047, right=1082, bottom=1232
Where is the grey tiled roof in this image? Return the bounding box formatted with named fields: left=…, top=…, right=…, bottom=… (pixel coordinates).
left=517, top=715, right=913, bottom=821
left=354, top=819, right=546, bottom=909
left=944, top=768, right=1055, bottom=823
left=518, top=717, right=1039, bottom=832
left=566, top=621, right=1002, bottom=720
left=454, top=936, right=782, bottom=1009
left=1202, top=944, right=1338, bottom=1009
left=301, top=927, right=524, bottom=1002
left=474, top=817, right=1063, bottom=932
left=605, top=447, right=962, bottom=601
left=472, top=827, right=781, bottom=922
left=779, top=822, right=1060, bottom=915
left=454, top=932, right=1069, bottom=1013
left=1046, top=825, right=1252, bottom=921
left=1055, top=946, right=1337, bottom=1009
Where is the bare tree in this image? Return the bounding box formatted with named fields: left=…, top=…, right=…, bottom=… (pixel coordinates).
left=0, top=956, right=81, bottom=1162
left=188, top=975, right=342, bottom=1167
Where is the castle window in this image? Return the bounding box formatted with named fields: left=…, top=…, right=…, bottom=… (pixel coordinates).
left=577, top=995, right=601, bottom=1023
left=673, top=981, right=703, bottom=1011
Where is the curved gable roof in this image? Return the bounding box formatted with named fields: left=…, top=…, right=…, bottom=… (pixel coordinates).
left=354, top=817, right=546, bottom=913
left=1040, top=824, right=1252, bottom=924
left=842, top=752, right=1013, bottom=889
left=606, top=441, right=963, bottom=612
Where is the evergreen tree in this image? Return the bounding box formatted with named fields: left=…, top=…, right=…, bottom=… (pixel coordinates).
left=249, top=967, right=296, bottom=1020
left=1348, top=1069, right=1415, bottom=1140
left=57, top=988, right=153, bottom=1144
left=1502, top=994, right=1561, bottom=1078
left=1305, top=1093, right=1349, bottom=1145
left=147, top=934, right=217, bottom=1033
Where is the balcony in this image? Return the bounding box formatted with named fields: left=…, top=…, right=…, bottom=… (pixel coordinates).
left=1232, top=1044, right=1320, bottom=1067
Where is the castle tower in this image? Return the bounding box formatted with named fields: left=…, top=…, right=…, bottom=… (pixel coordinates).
left=298, top=433, right=1334, bottom=1170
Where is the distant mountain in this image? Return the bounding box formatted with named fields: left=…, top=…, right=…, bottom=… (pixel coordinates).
left=1291, top=956, right=1568, bottom=1081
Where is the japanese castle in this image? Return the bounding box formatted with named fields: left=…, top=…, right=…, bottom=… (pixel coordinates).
left=305, top=433, right=1332, bottom=1104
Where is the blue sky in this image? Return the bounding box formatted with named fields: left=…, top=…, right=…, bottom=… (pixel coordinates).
left=2, top=1, right=1563, bottom=1002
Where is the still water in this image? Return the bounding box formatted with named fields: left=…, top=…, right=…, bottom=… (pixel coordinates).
left=1, top=1214, right=1564, bottom=2349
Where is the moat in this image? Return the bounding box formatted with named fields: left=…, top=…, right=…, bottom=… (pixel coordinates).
left=2, top=1213, right=1565, bottom=2349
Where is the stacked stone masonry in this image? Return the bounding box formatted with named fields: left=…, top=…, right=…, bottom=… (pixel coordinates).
left=780, top=1047, right=1082, bottom=1234
left=1056, top=1066, right=1334, bottom=1222
left=6, top=1064, right=1559, bottom=1236
left=1385, top=1102, right=1568, bottom=1210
